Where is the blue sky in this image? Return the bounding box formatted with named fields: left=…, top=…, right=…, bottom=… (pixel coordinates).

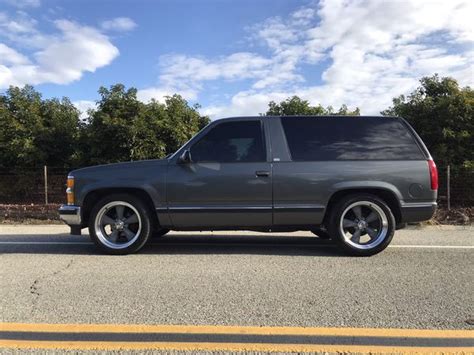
left=0, top=0, right=472, bottom=118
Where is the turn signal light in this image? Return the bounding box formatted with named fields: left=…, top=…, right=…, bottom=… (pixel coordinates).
left=66, top=176, right=75, bottom=205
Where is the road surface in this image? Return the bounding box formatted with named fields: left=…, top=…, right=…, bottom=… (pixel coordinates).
left=0, top=224, right=473, bottom=353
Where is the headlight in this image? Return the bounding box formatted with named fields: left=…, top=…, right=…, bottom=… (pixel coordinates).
left=66, top=176, right=75, bottom=205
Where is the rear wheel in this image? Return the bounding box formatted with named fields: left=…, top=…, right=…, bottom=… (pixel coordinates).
left=327, top=194, right=395, bottom=256
left=88, top=194, right=153, bottom=254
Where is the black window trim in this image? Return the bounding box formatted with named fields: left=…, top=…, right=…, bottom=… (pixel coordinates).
left=188, top=119, right=268, bottom=164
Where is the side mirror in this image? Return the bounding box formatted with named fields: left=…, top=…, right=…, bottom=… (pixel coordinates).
left=178, top=149, right=192, bottom=164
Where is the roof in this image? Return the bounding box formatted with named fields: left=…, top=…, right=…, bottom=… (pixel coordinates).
left=214, top=115, right=401, bottom=122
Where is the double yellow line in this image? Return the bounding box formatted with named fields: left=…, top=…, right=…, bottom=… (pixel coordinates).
left=1, top=322, right=472, bottom=353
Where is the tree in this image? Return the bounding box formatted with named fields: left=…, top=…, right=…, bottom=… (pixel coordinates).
left=382, top=75, right=473, bottom=166
left=0, top=83, right=209, bottom=169
left=130, top=95, right=209, bottom=160
left=264, top=96, right=360, bottom=116
left=83, top=84, right=144, bottom=165
left=0, top=85, right=80, bottom=169
left=83, top=85, right=210, bottom=164
left=38, top=97, right=81, bottom=167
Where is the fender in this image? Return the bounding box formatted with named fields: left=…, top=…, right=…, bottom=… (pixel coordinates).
left=79, top=181, right=162, bottom=204
left=329, top=181, right=403, bottom=200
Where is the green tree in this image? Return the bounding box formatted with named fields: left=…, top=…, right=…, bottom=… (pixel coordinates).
left=83, top=84, right=144, bottom=165
left=382, top=75, right=473, bottom=166
left=130, top=95, right=209, bottom=160
left=83, top=85, right=210, bottom=164
left=0, top=85, right=80, bottom=168
left=327, top=104, right=360, bottom=116
left=38, top=97, right=81, bottom=167
left=264, top=96, right=360, bottom=116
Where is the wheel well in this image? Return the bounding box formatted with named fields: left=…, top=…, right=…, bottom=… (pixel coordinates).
left=81, top=188, right=159, bottom=229
left=323, top=188, right=401, bottom=224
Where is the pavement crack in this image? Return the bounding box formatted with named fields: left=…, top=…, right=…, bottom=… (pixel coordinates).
left=29, top=279, right=40, bottom=297
left=29, top=258, right=74, bottom=314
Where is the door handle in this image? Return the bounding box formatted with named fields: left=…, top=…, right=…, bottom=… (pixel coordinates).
left=255, top=170, right=270, bottom=177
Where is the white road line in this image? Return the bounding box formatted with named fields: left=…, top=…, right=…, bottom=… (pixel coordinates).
left=0, top=241, right=92, bottom=245
left=0, top=241, right=472, bottom=249
left=390, top=245, right=473, bottom=249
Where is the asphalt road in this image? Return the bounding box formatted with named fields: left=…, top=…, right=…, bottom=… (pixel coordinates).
left=0, top=224, right=473, bottom=353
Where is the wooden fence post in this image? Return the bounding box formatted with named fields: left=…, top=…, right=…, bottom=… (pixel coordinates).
left=44, top=165, right=48, bottom=205
left=447, top=165, right=450, bottom=211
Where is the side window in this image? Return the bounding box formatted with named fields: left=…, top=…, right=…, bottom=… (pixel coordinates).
left=190, top=121, right=266, bottom=163
left=281, top=117, right=424, bottom=161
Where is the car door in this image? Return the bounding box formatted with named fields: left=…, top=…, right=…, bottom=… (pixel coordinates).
left=166, top=119, right=272, bottom=228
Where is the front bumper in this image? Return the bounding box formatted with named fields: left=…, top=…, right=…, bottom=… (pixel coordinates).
left=58, top=205, right=81, bottom=226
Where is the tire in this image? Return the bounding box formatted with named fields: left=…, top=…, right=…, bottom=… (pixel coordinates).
left=311, top=227, right=332, bottom=239
left=88, top=193, right=153, bottom=254
left=327, top=194, right=395, bottom=256
left=153, top=228, right=170, bottom=238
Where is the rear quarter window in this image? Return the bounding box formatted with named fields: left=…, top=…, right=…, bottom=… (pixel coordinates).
left=281, top=117, right=424, bottom=161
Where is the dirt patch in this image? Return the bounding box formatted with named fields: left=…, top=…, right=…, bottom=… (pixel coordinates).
left=0, top=204, right=61, bottom=223
left=428, top=206, right=472, bottom=225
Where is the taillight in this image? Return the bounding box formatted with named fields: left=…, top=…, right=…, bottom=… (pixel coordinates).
left=428, top=159, right=438, bottom=190
left=66, top=176, right=75, bottom=205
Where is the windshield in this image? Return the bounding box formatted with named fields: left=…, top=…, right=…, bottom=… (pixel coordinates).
left=167, top=121, right=212, bottom=160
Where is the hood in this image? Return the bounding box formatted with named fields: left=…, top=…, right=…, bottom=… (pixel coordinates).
left=70, top=159, right=168, bottom=178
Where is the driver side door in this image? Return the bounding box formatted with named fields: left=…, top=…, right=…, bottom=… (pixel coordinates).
left=166, top=119, right=272, bottom=228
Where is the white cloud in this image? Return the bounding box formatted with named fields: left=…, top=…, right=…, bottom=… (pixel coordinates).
left=0, top=11, right=37, bottom=33
left=0, top=18, right=119, bottom=88
left=73, top=100, right=96, bottom=119
left=201, top=91, right=290, bottom=118
left=101, top=17, right=137, bottom=32
left=159, top=52, right=271, bottom=84
left=138, top=52, right=272, bottom=102
left=34, top=20, right=119, bottom=83
left=0, top=43, right=30, bottom=65
left=0, top=12, right=50, bottom=48
left=0, top=0, right=40, bottom=8
left=137, top=86, right=198, bottom=103
left=197, top=0, right=474, bottom=118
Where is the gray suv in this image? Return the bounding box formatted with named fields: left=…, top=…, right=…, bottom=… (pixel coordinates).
left=59, top=116, right=438, bottom=256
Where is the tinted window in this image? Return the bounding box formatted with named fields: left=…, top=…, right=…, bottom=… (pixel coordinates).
left=281, top=117, right=423, bottom=161
left=190, top=121, right=266, bottom=163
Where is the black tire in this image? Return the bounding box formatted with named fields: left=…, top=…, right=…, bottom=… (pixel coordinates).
left=153, top=228, right=170, bottom=238
left=311, top=227, right=332, bottom=239
left=88, top=193, right=153, bottom=255
left=327, top=194, right=395, bottom=256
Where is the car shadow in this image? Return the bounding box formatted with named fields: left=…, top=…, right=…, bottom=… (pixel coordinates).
left=0, top=233, right=344, bottom=257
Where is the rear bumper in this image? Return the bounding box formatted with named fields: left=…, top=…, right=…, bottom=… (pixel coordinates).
left=400, top=202, right=437, bottom=223
left=58, top=205, right=81, bottom=226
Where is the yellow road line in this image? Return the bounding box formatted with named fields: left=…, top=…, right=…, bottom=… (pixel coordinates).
left=0, top=339, right=472, bottom=354
left=1, top=322, right=472, bottom=338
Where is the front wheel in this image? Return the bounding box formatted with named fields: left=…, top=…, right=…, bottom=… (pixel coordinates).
left=327, top=194, right=395, bottom=256
left=88, top=194, right=153, bottom=254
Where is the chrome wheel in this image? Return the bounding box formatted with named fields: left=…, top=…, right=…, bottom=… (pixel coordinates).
left=339, top=201, right=388, bottom=250
left=94, top=201, right=142, bottom=250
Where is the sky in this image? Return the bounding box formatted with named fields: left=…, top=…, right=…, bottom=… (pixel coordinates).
left=0, top=0, right=473, bottom=118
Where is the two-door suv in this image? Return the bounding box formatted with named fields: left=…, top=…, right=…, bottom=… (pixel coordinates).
left=59, top=116, right=438, bottom=256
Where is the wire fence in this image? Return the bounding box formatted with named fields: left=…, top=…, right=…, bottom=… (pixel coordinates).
left=437, top=166, right=473, bottom=208
left=0, top=166, right=68, bottom=204
left=0, top=165, right=472, bottom=207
